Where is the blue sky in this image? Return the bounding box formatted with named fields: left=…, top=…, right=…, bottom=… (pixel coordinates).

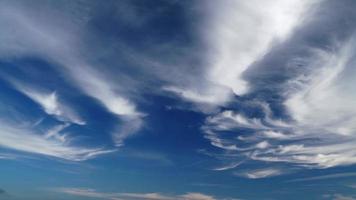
left=1, top=0, right=356, bottom=199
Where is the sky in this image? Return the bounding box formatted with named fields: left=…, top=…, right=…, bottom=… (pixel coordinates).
left=0, top=0, right=356, bottom=199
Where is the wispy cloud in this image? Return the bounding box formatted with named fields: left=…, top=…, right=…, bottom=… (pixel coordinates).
left=62, top=66, right=145, bottom=146
left=235, top=168, right=283, bottom=179
left=180, top=193, right=216, bottom=200
left=288, top=173, right=356, bottom=182
left=202, top=103, right=291, bottom=152
left=162, top=85, right=232, bottom=107
left=330, top=194, right=356, bottom=200
left=56, top=188, right=218, bottom=200
left=44, top=123, right=70, bottom=143
left=201, top=5, right=356, bottom=170
left=14, top=85, right=85, bottom=125
left=212, top=162, right=242, bottom=171
left=0, top=121, right=114, bottom=161
left=163, top=0, right=315, bottom=109
left=250, top=36, right=356, bottom=168
left=202, top=0, right=315, bottom=96
left=0, top=153, right=20, bottom=160
left=285, top=37, right=356, bottom=136
left=0, top=1, right=143, bottom=146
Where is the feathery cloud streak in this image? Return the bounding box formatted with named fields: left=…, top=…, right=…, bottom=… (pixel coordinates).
left=0, top=120, right=114, bottom=161
left=0, top=1, right=143, bottom=146
left=57, top=188, right=217, bottom=200
left=200, top=0, right=356, bottom=171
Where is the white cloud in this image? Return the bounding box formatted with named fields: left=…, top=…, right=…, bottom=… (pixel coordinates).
left=180, top=193, right=215, bottom=200
left=0, top=153, right=18, bottom=160
left=14, top=85, right=85, bottom=125
left=162, top=85, right=232, bottom=106
left=288, top=172, right=356, bottom=182
left=62, top=65, right=145, bottom=145
left=203, top=131, right=239, bottom=151
left=113, top=116, right=144, bottom=147
left=236, top=168, right=283, bottom=179
left=332, top=194, right=356, bottom=200
left=64, top=66, right=141, bottom=117
left=212, top=162, right=242, bottom=171
left=202, top=0, right=316, bottom=95
left=204, top=110, right=267, bottom=131
left=271, top=36, right=356, bottom=168
left=262, top=130, right=291, bottom=140
left=202, top=107, right=292, bottom=152
left=118, top=193, right=173, bottom=200
left=252, top=141, right=356, bottom=168
left=2, top=0, right=355, bottom=178
left=285, top=37, right=356, bottom=136
left=44, top=123, right=70, bottom=143
left=56, top=188, right=218, bottom=200
left=202, top=35, right=356, bottom=170
left=0, top=1, right=143, bottom=145
left=0, top=121, right=114, bottom=161
left=163, top=0, right=316, bottom=107
left=255, top=141, right=270, bottom=149
left=57, top=188, right=119, bottom=200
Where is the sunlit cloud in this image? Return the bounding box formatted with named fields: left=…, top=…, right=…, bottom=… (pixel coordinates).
left=202, top=0, right=316, bottom=96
